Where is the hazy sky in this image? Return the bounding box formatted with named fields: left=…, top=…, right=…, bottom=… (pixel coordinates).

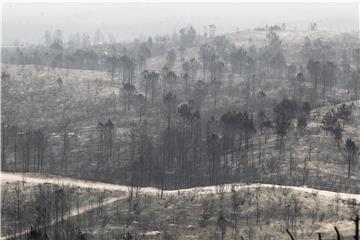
left=2, top=2, right=359, bottom=45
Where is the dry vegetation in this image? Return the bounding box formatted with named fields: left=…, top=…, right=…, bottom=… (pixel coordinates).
left=1, top=26, right=360, bottom=239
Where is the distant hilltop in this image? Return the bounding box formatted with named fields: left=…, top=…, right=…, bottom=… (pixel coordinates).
left=226, top=30, right=359, bottom=48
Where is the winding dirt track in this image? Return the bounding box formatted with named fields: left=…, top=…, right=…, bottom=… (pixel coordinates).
left=1, top=171, right=360, bottom=239
left=2, top=172, right=360, bottom=200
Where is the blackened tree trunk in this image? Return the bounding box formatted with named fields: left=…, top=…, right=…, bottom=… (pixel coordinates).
left=1, top=122, right=7, bottom=171
left=63, top=133, right=69, bottom=173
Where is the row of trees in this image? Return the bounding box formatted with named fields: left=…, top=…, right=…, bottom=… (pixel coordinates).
left=4, top=29, right=360, bottom=95
left=3, top=95, right=358, bottom=193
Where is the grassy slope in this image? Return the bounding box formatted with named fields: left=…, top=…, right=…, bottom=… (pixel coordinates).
left=3, top=61, right=360, bottom=189
left=224, top=99, right=360, bottom=193
left=2, top=30, right=360, bottom=240
left=2, top=30, right=360, bottom=186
